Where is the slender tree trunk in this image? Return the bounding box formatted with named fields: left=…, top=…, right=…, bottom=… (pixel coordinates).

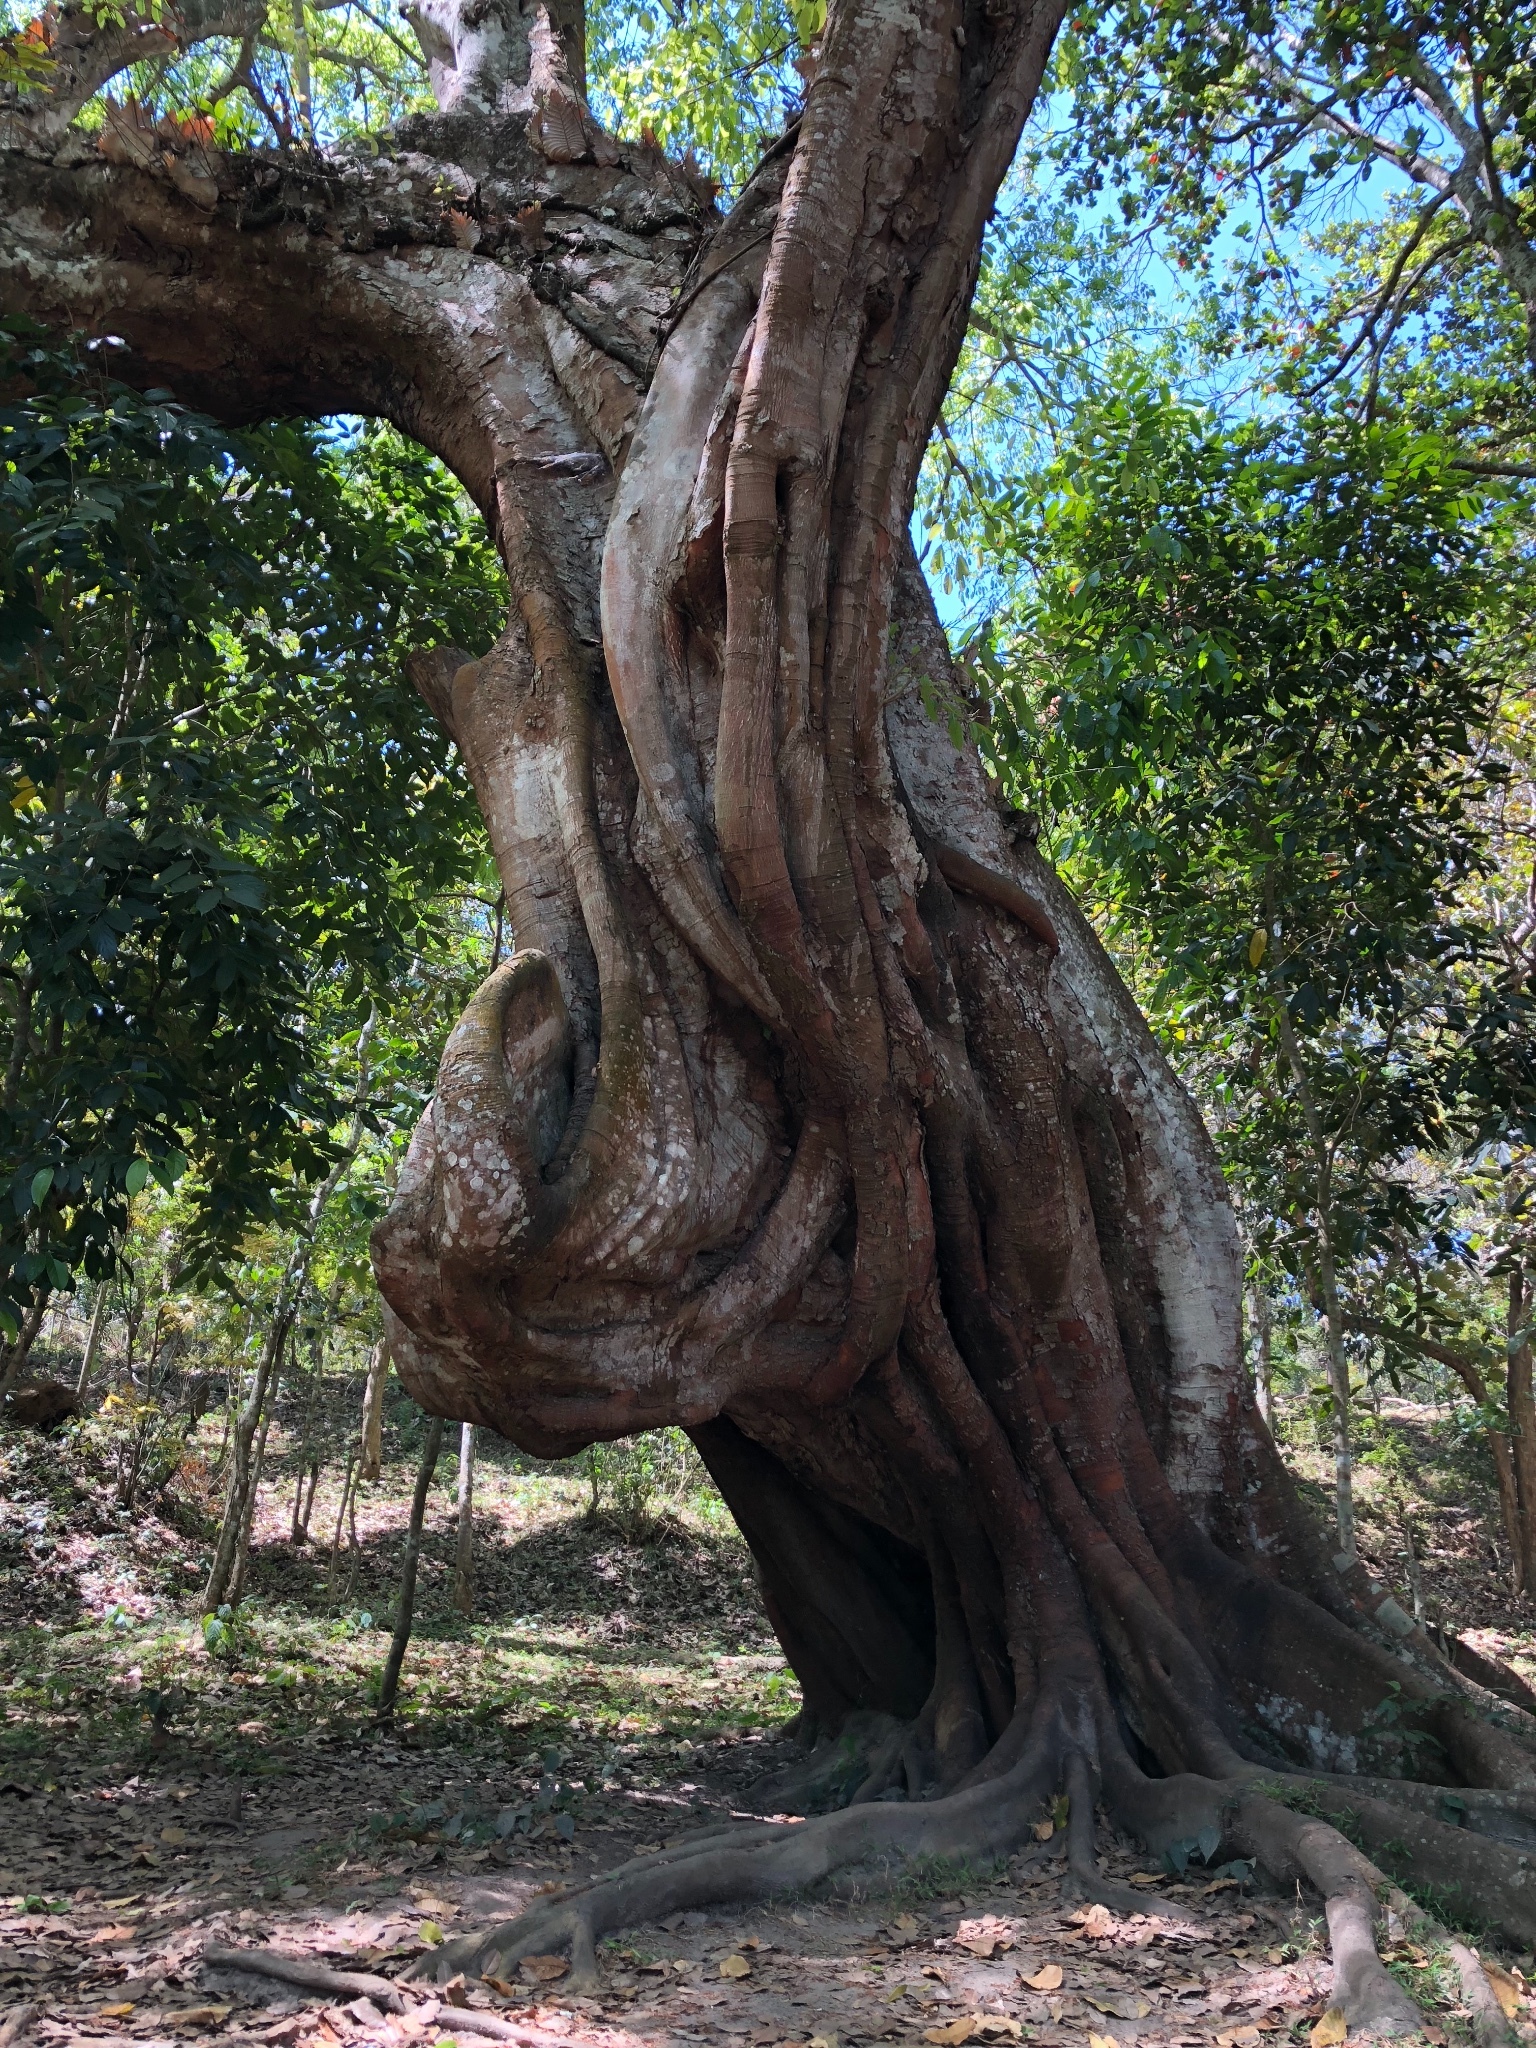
left=0, top=1291, right=50, bottom=1403
left=359, top=1337, right=388, bottom=1482
left=452, top=1420, right=476, bottom=1616
left=1508, top=1268, right=1536, bottom=1594
left=75, top=1286, right=110, bottom=1401
left=326, top=1450, right=358, bottom=1602
left=204, top=1305, right=294, bottom=1610
left=229, top=1404, right=273, bottom=1609
left=1272, top=985, right=1356, bottom=1563
left=204, top=1010, right=377, bottom=1609
left=377, top=1413, right=446, bottom=1719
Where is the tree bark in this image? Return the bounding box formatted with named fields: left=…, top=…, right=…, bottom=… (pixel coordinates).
left=1509, top=1269, right=1536, bottom=1595
left=452, top=1420, right=476, bottom=1616
left=377, top=1411, right=446, bottom=1718
left=75, top=1286, right=110, bottom=1402
left=7, top=0, right=1536, bottom=2004
left=359, top=1338, right=389, bottom=1482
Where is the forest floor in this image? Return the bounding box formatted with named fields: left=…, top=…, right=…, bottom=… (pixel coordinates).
left=1, top=1391, right=1535, bottom=2048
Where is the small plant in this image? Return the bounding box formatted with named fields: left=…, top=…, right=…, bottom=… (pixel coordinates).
left=582, top=1427, right=709, bottom=1542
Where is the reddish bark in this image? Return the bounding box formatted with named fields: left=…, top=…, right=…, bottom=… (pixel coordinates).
left=5, top=0, right=1536, bottom=2013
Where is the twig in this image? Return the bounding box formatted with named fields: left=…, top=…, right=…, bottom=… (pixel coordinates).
left=202, top=1944, right=405, bottom=2011
left=420, top=2008, right=573, bottom=2045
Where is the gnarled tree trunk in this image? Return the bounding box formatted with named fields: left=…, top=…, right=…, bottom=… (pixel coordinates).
left=6, top=0, right=1536, bottom=2020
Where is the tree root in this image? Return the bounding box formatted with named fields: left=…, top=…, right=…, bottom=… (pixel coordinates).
left=1063, top=1750, right=1195, bottom=1920
left=202, top=1944, right=407, bottom=2012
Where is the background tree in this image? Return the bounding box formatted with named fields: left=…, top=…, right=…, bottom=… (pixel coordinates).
left=0, top=333, right=505, bottom=1374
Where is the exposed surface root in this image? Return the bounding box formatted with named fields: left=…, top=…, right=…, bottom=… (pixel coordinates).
left=1063, top=1751, right=1194, bottom=1921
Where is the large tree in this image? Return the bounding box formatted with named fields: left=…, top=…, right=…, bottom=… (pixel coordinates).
left=6, top=0, right=1536, bottom=2022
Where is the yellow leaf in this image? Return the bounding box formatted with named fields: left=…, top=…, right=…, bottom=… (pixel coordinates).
left=98, top=2004, right=136, bottom=2018
left=1031, top=1819, right=1054, bottom=1841
left=924, top=2021, right=976, bottom=2046
left=1483, top=1964, right=1522, bottom=2019
left=1249, top=928, right=1268, bottom=968
left=720, top=1954, right=752, bottom=1978
left=1023, top=1963, right=1063, bottom=1992
left=975, top=2020, right=1021, bottom=2040
left=419, top=1920, right=444, bottom=1946
left=1311, top=2007, right=1348, bottom=2048
left=1090, top=2034, right=1119, bottom=2048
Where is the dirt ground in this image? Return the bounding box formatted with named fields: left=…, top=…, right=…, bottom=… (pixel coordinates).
left=1, top=1407, right=1533, bottom=2048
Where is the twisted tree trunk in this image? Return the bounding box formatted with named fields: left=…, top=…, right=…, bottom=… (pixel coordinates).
left=7, top=0, right=1536, bottom=2019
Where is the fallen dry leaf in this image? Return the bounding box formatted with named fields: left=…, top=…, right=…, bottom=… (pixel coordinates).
left=893, top=1914, right=920, bottom=1934
left=87, top=1923, right=138, bottom=1944
left=442, top=1974, right=469, bottom=2009
left=1310, top=2007, right=1348, bottom=2048
left=160, top=1826, right=190, bottom=1845
left=1216, top=2029, right=1262, bottom=2047
left=521, top=1954, right=570, bottom=1983
left=924, top=2020, right=976, bottom=2046
left=1089, top=2033, right=1118, bottom=2048
left=720, top=1954, right=752, bottom=1979
left=483, top=1974, right=520, bottom=1997
left=1032, top=1819, right=1054, bottom=1840
left=1022, top=1963, right=1063, bottom=1992
left=1484, top=1963, right=1523, bottom=2019
left=174, top=2006, right=232, bottom=2028
left=974, top=2018, right=1021, bottom=2040
left=1079, top=1905, right=1116, bottom=1939
left=98, top=2004, right=136, bottom=2018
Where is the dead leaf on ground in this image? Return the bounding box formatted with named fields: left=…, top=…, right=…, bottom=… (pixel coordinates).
left=1484, top=1963, right=1523, bottom=2018
left=893, top=1913, right=920, bottom=1934
left=1032, top=1819, right=1054, bottom=1840
left=1216, top=2028, right=1262, bottom=2047
left=1310, top=2006, right=1348, bottom=2048
left=98, top=2004, right=136, bottom=2018
left=924, top=2019, right=976, bottom=2046
left=720, top=1954, right=752, bottom=1978
left=973, top=2018, right=1021, bottom=2039
left=483, top=1974, right=520, bottom=1997
left=1022, top=1962, right=1063, bottom=1992
left=1089, top=2033, right=1119, bottom=2048
left=957, top=1915, right=1014, bottom=1958
left=173, top=2006, right=232, bottom=2028
left=520, top=1953, right=570, bottom=1983
left=1078, top=1904, right=1116, bottom=1939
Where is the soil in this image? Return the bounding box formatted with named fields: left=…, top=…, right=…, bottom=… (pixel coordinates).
left=0, top=1407, right=1531, bottom=2048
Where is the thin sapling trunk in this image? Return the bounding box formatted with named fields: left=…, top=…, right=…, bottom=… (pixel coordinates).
left=452, top=1420, right=475, bottom=1617
left=377, top=1412, right=446, bottom=1719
